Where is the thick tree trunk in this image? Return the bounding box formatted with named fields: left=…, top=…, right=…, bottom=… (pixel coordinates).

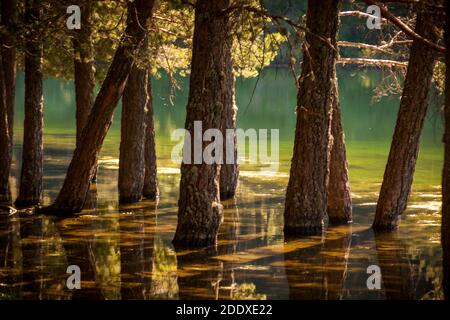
left=72, top=0, right=97, bottom=181
left=284, top=0, right=341, bottom=236
left=327, top=77, right=352, bottom=224
left=373, top=9, right=440, bottom=231
left=119, top=39, right=148, bottom=203
left=0, top=55, right=12, bottom=204
left=43, top=0, right=158, bottom=213
left=15, top=0, right=44, bottom=207
left=172, top=0, right=232, bottom=247
left=143, top=77, right=159, bottom=200
left=1, top=0, right=17, bottom=146
left=219, top=74, right=238, bottom=200
left=441, top=0, right=450, bottom=300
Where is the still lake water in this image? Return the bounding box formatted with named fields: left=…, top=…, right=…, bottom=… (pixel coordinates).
left=0, top=68, right=444, bottom=299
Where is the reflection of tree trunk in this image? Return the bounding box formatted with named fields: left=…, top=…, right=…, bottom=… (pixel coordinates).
left=20, top=216, right=70, bottom=299
left=442, top=0, right=450, bottom=301
left=284, top=0, right=341, bottom=235
left=119, top=38, right=148, bottom=204
left=0, top=55, right=12, bottom=204
left=374, top=7, right=440, bottom=231
left=322, top=227, right=352, bottom=299
left=143, top=77, right=159, bottom=200
left=374, top=232, right=415, bottom=299
left=73, top=0, right=96, bottom=181
left=327, top=78, right=352, bottom=224
left=173, top=0, right=232, bottom=247
left=15, top=0, right=44, bottom=207
left=45, top=0, right=158, bottom=213
left=0, top=213, right=23, bottom=299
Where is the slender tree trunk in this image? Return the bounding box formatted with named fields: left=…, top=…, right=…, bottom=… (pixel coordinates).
left=143, top=77, right=159, bottom=200
left=220, top=73, right=238, bottom=200
left=172, top=0, right=232, bottom=247
left=15, top=0, right=44, bottom=207
left=327, top=77, right=352, bottom=224
left=72, top=0, right=97, bottom=181
left=373, top=9, right=440, bottom=231
left=1, top=0, right=17, bottom=147
left=119, top=38, right=148, bottom=203
left=42, top=0, right=158, bottom=213
left=284, top=0, right=341, bottom=236
left=441, top=0, right=450, bottom=300
left=0, top=55, right=12, bottom=204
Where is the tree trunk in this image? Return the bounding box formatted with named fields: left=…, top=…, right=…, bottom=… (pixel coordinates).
left=0, top=55, right=12, bottom=204
left=43, top=0, right=158, bottom=213
left=373, top=8, right=440, bottom=231
left=143, top=77, right=159, bottom=200
left=284, top=0, right=341, bottom=236
left=327, top=77, right=352, bottom=224
left=119, top=38, right=148, bottom=204
left=441, top=0, right=450, bottom=300
left=1, top=0, right=17, bottom=147
left=15, top=0, right=44, bottom=207
left=219, top=74, right=238, bottom=200
left=172, top=0, right=232, bottom=247
left=72, top=0, right=97, bottom=181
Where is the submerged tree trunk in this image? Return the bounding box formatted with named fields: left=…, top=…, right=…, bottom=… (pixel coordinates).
left=1, top=0, right=17, bottom=147
left=219, top=73, right=238, bottom=200
left=119, top=38, right=148, bottom=203
left=327, top=78, right=352, bottom=224
left=15, top=0, right=44, bottom=207
left=284, top=0, right=341, bottom=236
left=441, top=0, right=450, bottom=300
left=172, top=0, right=232, bottom=247
left=0, top=55, right=12, bottom=204
left=143, top=77, right=159, bottom=200
left=373, top=9, right=440, bottom=231
left=43, top=0, right=158, bottom=213
left=72, top=0, right=96, bottom=181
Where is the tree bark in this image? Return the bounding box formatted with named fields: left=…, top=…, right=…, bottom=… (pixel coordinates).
left=441, top=0, right=450, bottom=301
left=327, top=77, right=352, bottom=224
left=119, top=38, right=148, bottom=204
left=0, top=55, right=12, bottom=204
left=373, top=8, right=440, bottom=231
left=15, top=0, right=44, bottom=207
left=1, top=0, right=17, bottom=147
left=72, top=0, right=97, bottom=181
left=143, top=77, right=159, bottom=200
left=172, top=0, right=232, bottom=247
left=43, top=0, right=158, bottom=213
left=284, top=0, right=341, bottom=236
left=219, top=74, right=238, bottom=200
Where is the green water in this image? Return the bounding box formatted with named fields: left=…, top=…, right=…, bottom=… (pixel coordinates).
left=0, top=68, right=444, bottom=299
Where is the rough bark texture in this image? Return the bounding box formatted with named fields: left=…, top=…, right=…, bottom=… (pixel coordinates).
left=119, top=39, right=148, bottom=203
left=15, top=0, right=44, bottom=207
left=0, top=55, right=11, bottom=204
left=373, top=9, right=440, bottom=231
left=442, top=0, right=450, bottom=300
left=1, top=0, right=17, bottom=146
left=172, top=0, right=232, bottom=247
left=143, top=77, right=159, bottom=200
left=219, top=73, right=238, bottom=200
left=284, top=0, right=341, bottom=236
left=327, top=78, right=352, bottom=224
left=44, top=0, right=158, bottom=213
